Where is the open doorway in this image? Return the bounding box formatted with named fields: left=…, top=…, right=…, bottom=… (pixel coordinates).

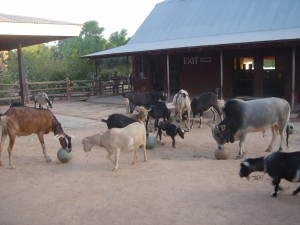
left=233, top=57, right=254, bottom=97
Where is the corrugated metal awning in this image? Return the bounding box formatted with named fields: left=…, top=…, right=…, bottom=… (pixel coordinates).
left=82, top=0, right=300, bottom=59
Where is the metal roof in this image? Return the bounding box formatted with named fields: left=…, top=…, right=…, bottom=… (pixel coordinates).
left=0, top=13, right=82, bottom=50
left=83, top=0, right=300, bottom=58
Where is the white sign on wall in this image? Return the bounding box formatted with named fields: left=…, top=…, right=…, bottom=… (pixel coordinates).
left=183, top=57, right=211, bottom=64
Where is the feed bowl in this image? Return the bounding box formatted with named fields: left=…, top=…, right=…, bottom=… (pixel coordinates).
left=57, top=148, right=72, bottom=163
left=214, top=149, right=229, bottom=160
left=146, top=136, right=156, bottom=149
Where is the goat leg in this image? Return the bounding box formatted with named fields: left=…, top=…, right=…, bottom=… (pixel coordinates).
left=8, top=136, right=16, bottom=169
left=172, top=136, right=175, bottom=148
left=292, top=186, right=300, bottom=195
left=113, top=148, right=121, bottom=171
left=271, top=178, right=281, bottom=197
left=37, top=134, right=51, bottom=163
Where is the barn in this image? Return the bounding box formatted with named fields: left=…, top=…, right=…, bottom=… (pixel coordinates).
left=82, top=0, right=300, bottom=109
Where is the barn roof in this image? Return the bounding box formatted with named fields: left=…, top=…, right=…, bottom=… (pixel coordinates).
left=0, top=13, right=82, bottom=50
left=83, top=0, right=300, bottom=58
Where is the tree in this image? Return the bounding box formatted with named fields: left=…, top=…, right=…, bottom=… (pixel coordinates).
left=55, top=20, right=107, bottom=80
left=101, top=29, right=131, bottom=77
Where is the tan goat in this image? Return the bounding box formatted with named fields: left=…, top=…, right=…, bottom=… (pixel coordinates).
left=82, top=122, right=147, bottom=171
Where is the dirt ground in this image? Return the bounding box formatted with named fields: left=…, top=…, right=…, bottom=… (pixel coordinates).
left=1, top=98, right=300, bottom=225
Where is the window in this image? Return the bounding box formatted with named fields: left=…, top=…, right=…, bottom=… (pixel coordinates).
left=138, top=59, right=147, bottom=79
left=240, top=57, right=254, bottom=70
left=263, top=57, right=275, bottom=70
left=234, top=57, right=254, bottom=70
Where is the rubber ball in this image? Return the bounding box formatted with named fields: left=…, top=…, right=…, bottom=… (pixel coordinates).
left=57, top=148, right=72, bottom=163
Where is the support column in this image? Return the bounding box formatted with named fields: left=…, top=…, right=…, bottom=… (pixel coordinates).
left=17, top=43, right=25, bottom=106
left=167, top=54, right=170, bottom=101
left=292, top=47, right=296, bottom=111
left=220, top=51, right=224, bottom=99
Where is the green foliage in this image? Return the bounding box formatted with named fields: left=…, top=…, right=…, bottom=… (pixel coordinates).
left=3, top=20, right=131, bottom=82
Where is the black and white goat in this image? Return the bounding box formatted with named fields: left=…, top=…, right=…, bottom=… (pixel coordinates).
left=34, top=92, right=54, bottom=109
left=239, top=151, right=300, bottom=197
left=173, top=89, right=191, bottom=131
left=146, top=102, right=171, bottom=131
left=156, top=121, right=185, bottom=148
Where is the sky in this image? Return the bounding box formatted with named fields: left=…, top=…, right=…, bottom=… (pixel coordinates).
left=0, top=0, right=163, bottom=38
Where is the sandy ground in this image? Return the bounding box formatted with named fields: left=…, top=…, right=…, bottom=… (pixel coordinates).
left=1, top=99, right=300, bottom=225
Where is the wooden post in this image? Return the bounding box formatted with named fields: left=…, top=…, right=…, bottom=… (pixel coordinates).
left=17, top=43, right=25, bottom=106
left=67, top=79, right=71, bottom=100
left=24, top=79, right=30, bottom=103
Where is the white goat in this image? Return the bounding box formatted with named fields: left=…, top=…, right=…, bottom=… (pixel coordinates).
left=82, top=122, right=147, bottom=171
left=173, top=89, right=191, bottom=131
left=34, top=92, right=53, bottom=109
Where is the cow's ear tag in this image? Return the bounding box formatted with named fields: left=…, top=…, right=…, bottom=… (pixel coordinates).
left=220, top=125, right=226, bottom=131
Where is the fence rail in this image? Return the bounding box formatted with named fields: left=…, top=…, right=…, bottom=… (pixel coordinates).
left=0, top=77, right=132, bottom=105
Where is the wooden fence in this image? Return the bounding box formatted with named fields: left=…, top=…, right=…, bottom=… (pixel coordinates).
left=0, top=77, right=132, bottom=105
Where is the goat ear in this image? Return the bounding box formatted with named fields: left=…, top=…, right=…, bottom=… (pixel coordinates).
left=54, top=134, right=64, bottom=139
left=241, top=161, right=250, bottom=167
left=181, top=129, right=185, bottom=133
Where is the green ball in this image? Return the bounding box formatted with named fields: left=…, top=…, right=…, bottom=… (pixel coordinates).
left=168, top=114, right=175, bottom=122
left=57, top=148, right=72, bottom=163
left=287, top=123, right=294, bottom=135
left=146, top=136, right=156, bottom=149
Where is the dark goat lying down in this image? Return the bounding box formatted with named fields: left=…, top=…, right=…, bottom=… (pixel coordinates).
left=156, top=122, right=185, bottom=148
left=239, top=151, right=300, bottom=197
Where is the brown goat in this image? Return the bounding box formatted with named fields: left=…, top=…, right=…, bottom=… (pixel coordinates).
left=0, top=107, right=72, bottom=168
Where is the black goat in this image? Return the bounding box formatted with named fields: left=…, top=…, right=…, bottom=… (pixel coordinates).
left=239, top=151, right=300, bottom=197
left=123, top=91, right=167, bottom=114
left=10, top=102, right=23, bottom=108
left=190, top=92, right=224, bottom=128
left=101, top=114, right=137, bottom=129
left=146, top=102, right=171, bottom=131
left=156, top=122, right=185, bottom=148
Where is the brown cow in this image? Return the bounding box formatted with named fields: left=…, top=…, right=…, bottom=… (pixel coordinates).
left=0, top=107, right=72, bottom=168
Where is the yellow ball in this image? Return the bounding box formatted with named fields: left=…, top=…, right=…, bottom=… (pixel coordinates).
left=214, top=149, right=229, bottom=160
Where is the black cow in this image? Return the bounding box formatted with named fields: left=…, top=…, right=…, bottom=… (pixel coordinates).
left=123, top=91, right=167, bottom=113
left=240, top=151, right=300, bottom=197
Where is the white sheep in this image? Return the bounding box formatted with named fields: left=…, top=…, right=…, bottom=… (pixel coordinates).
left=82, top=122, right=147, bottom=171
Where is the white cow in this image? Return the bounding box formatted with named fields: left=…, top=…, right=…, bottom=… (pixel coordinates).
left=211, top=97, right=290, bottom=159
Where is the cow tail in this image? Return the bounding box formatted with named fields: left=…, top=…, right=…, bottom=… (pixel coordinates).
left=286, top=125, right=289, bottom=149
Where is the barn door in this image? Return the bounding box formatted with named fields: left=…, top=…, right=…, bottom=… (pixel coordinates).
left=262, top=57, right=284, bottom=97
left=233, top=57, right=254, bottom=97
left=150, top=58, right=164, bottom=92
